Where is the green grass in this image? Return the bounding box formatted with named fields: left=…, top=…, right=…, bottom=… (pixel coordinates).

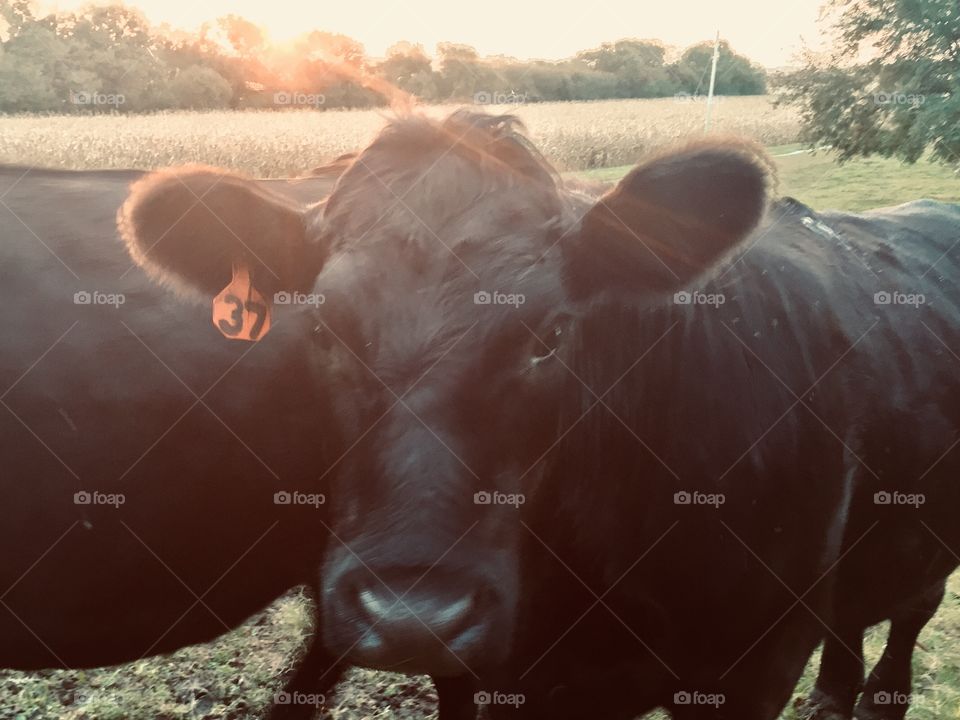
left=3, top=576, right=958, bottom=719
left=773, top=150, right=959, bottom=211
left=784, top=573, right=960, bottom=720
left=575, top=147, right=960, bottom=210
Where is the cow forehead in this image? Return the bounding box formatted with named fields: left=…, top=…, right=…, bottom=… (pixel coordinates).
left=312, top=113, right=574, bottom=376
left=320, top=112, right=565, bottom=255
left=316, top=233, right=568, bottom=386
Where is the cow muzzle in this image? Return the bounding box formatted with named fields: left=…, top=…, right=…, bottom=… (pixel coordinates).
left=322, top=565, right=503, bottom=676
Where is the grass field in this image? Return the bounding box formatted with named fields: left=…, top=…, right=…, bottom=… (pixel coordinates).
left=581, top=143, right=960, bottom=212
left=0, top=102, right=958, bottom=720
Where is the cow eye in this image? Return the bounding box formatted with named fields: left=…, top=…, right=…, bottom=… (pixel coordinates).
left=528, top=325, right=563, bottom=367
left=312, top=324, right=334, bottom=351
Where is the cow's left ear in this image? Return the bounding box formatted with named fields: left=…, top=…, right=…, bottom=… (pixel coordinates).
left=118, top=165, right=326, bottom=299
left=563, top=141, right=771, bottom=299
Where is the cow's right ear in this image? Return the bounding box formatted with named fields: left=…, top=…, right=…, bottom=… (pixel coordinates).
left=118, top=166, right=325, bottom=299
left=562, top=140, right=771, bottom=301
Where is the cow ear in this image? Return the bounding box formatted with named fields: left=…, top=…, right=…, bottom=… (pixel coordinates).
left=118, top=166, right=325, bottom=299
left=563, top=141, right=771, bottom=299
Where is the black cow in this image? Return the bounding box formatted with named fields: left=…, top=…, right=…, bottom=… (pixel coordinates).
left=494, top=190, right=960, bottom=720
left=0, top=162, right=352, bottom=719
left=2, top=157, right=484, bottom=720
left=277, top=111, right=957, bottom=718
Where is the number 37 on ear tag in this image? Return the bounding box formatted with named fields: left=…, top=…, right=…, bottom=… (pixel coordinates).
left=212, top=263, right=272, bottom=341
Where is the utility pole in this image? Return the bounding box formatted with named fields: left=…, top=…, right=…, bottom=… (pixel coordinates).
left=704, top=30, right=720, bottom=132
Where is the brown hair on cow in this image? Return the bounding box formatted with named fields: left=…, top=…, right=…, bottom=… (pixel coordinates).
left=320, top=111, right=567, bottom=258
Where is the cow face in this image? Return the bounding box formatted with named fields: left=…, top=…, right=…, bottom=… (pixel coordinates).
left=115, top=140, right=569, bottom=676
left=310, top=114, right=575, bottom=676
left=310, top=113, right=771, bottom=677
left=117, top=113, right=769, bottom=680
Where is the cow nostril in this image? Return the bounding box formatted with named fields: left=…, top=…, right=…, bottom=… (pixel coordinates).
left=324, top=568, right=505, bottom=675
left=354, top=581, right=478, bottom=638
left=428, top=592, right=473, bottom=629
left=358, top=587, right=398, bottom=621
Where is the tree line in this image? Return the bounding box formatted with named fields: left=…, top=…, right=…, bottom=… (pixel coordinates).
left=0, top=0, right=767, bottom=113
left=777, top=0, right=957, bottom=166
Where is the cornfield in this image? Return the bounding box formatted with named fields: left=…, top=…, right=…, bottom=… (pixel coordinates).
left=0, top=96, right=799, bottom=175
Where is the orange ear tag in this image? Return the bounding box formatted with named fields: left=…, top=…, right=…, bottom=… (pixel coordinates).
left=212, top=263, right=272, bottom=341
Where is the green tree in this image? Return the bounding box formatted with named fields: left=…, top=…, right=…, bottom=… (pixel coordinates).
left=778, top=0, right=959, bottom=165
left=436, top=42, right=500, bottom=101
left=576, top=39, right=673, bottom=97
left=218, top=14, right=265, bottom=58
left=0, top=3, right=781, bottom=113
left=670, top=40, right=766, bottom=96
left=0, top=19, right=63, bottom=111
left=376, top=42, right=439, bottom=100
left=168, top=64, right=232, bottom=108
left=207, top=16, right=272, bottom=106
left=0, top=0, right=33, bottom=36
left=61, top=5, right=170, bottom=111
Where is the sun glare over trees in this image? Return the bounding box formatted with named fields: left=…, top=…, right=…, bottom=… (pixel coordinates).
left=0, top=0, right=767, bottom=112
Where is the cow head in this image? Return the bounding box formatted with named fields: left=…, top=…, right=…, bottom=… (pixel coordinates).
left=309, top=112, right=770, bottom=678
left=117, top=113, right=770, bottom=681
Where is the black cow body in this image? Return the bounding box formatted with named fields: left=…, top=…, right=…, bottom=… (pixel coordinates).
left=0, top=165, right=346, bottom=717
left=480, top=196, right=960, bottom=720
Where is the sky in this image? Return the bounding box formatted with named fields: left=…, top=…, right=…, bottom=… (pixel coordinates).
left=43, top=0, right=829, bottom=67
